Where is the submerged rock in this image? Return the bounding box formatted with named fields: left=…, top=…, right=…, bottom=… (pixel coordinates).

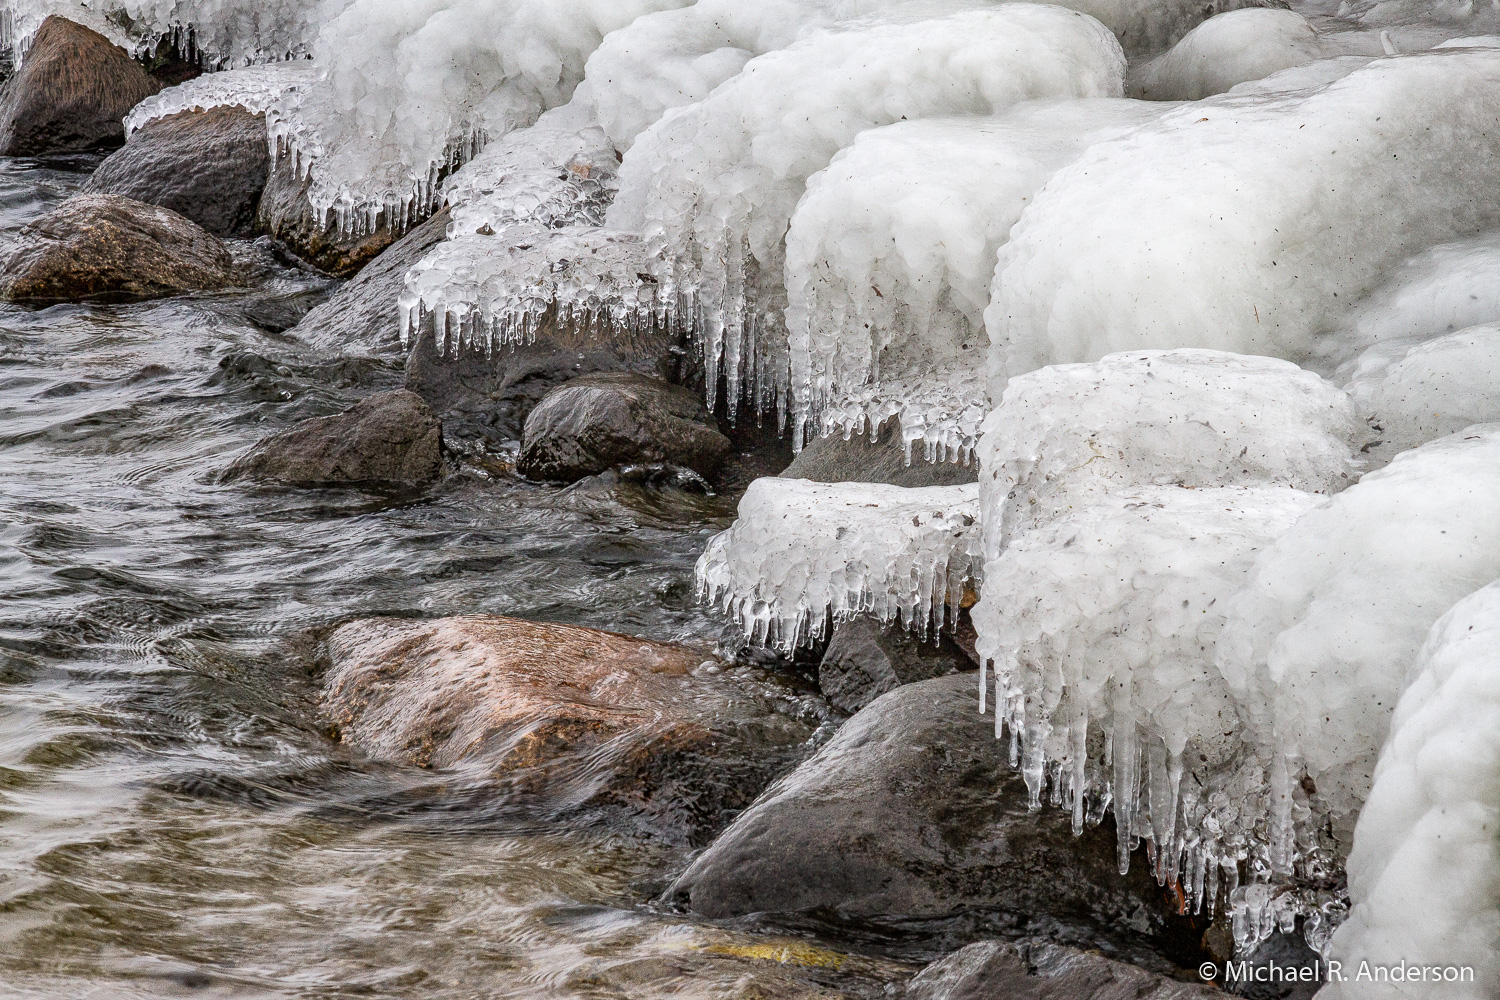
left=292, top=208, right=451, bottom=355
left=0, top=193, right=234, bottom=304
left=256, top=159, right=400, bottom=277
left=519, top=372, right=730, bottom=483
left=785, top=420, right=978, bottom=488
left=905, top=940, right=1224, bottom=1000
left=84, top=107, right=270, bottom=236
left=668, top=674, right=1195, bottom=954
left=818, top=616, right=970, bottom=714
left=0, top=16, right=160, bottom=156
left=227, top=389, right=441, bottom=487
left=322, top=614, right=823, bottom=844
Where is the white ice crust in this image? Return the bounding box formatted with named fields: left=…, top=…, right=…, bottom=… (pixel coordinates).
left=1129, top=9, right=1325, bottom=101
left=124, top=61, right=320, bottom=134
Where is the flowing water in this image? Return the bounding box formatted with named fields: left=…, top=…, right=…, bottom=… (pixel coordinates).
left=0, top=158, right=917, bottom=999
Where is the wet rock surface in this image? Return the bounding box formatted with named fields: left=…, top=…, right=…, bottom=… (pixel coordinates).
left=785, top=421, right=978, bottom=488
left=226, top=389, right=442, bottom=487
left=322, top=614, right=827, bottom=844
left=83, top=107, right=270, bottom=236
left=819, top=617, right=971, bottom=714
left=519, top=372, right=731, bottom=483
left=0, top=192, right=234, bottom=304
left=668, top=673, right=1199, bottom=958
left=256, top=159, right=401, bottom=277
left=0, top=17, right=161, bottom=157
left=905, top=940, right=1224, bottom=1000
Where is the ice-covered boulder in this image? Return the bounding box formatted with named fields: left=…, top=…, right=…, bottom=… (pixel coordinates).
left=697, top=478, right=980, bottom=651
left=609, top=3, right=1126, bottom=414
left=1128, top=9, right=1325, bottom=101
left=124, top=62, right=320, bottom=136
left=785, top=99, right=1169, bottom=463
left=782, top=420, right=979, bottom=489
left=973, top=485, right=1322, bottom=893
left=977, top=350, right=1361, bottom=552
left=987, top=44, right=1500, bottom=386
left=1342, top=325, right=1500, bottom=466
left=1322, top=582, right=1500, bottom=1000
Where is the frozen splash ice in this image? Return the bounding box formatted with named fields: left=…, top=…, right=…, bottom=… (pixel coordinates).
left=399, top=225, right=674, bottom=360
left=608, top=3, right=1125, bottom=419
left=696, top=479, right=980, bottom=652
left=125, top=61, right=320, bottom=134
left=785, top=100, right=1168, bottom=462
left=1128, top=8, right=1325, bottom=101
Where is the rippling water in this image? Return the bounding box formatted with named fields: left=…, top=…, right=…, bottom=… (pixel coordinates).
left=0, top=159, right=913, bottom=999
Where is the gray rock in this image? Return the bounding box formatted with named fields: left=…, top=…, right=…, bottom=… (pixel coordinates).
left=668, top=674, right=1190, bottom=951
left=519, top=372, right=731, bottom=482
left=0, top=17, right=160, bottom=156
left=819, top=616, right=971, bottom=714
left=226, top=389, right=441, bottom=487
left=784, top=420, right=977, bottom=488
left=256, top=158, right=403, bottom=277
left=292, top=208, right=451, bottom=355
left=906, top=940, right=1224, bottom=1000
left=83, top=106, right=269, bottom=236
left=0, top=193, right=234, bottom=304
left=403, top=300, right=681, bottom=452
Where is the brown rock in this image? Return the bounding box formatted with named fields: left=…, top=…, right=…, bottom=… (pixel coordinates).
left=226, top=389, right=442, bottom=487
left=0, top=193, right=234, bottom=304
left=255, top=158, right=401, bottom=277
left=322, top=615, right=824, bottom=843
left=84, top=106, right=270, bottom=236
left=785, top=419, right=977, bottom=489
left=0, top=17, right=161, bottom=156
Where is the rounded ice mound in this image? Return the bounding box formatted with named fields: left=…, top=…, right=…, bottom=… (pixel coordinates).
left=1323, top=582, right=1500, bottom=1000
left=1216, top=425, right=1500, bottom=869
left=125, top=62, right=320, bottom=136
left=696, top=479, right=980, bottom=652
left=972, top=484, right=1322, bottom=890
left=608, top=2, right=1126, bottom=415
left=977, top=349, right=1362, bottom=552
left=1128, top=9, right=1324, bottom=101
left=784, top=99, right=1169, bottom=465
left=987, top=44, right=1500, bottom=383
left=1343, top=325, right=1500, bottom=466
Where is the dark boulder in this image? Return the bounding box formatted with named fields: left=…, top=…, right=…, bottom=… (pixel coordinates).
left=322, top=614, right=826, bottom=844
left=784, top=420, right=977, bottom=488
left=667, top=673, right=1198, bottom=957
left=819, top=616, right=971, bottom=714
left=83, top=106, right=270, bottom=236
left=225, top=389, right=441, bottom=487
left=0, top=193, right=234, bottom=304
left=518, top=372, right=731, bottom=482
left=255, top=158, right=402, bottom=277
left=292, top=208, right=451, bottom=355
left=0, top=17, right=160, bottom=156
left=906, top=940, right=1225, bottom=1000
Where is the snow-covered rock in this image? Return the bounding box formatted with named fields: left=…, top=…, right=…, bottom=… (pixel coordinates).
left=1129, top=8, right=1325, bottom=101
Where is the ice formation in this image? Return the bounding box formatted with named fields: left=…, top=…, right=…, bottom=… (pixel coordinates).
left=1214, top=426, right=1500, bottom=892
left=124, top=61, right=320, bottom=134
left=784, top=100, right=1169, bottom=464
left=610, top=3, right=1126, bottom=415
left=975, top=350, right=1362, bottom=551
left=1342, top=326, right=1500, bottom=465
left=973, top=485, right=1322, bottom=895
left=1128, top=9, right=1325, bottom=101
left=399, top=225, right=672, bottom=359
left=696, top=479, right=980, bottom=652
left=1322, top=582, right=1500, bottom=1000
left=987, top=44, right=1500, bottom=385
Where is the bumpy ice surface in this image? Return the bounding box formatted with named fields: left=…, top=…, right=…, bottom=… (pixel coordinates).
left=1128, top=8, right=1325, bottom=101
left=125, top=61, right=320, bottom=134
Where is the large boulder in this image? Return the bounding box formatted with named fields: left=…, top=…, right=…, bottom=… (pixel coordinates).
left=784, top=420, right=978, bottom=488
left=0, top=193, right=234, bottom=304
left=905, top=940, right=1224, bottom=1000
left=818, top=616, right=971, bottom=714
left=83, top=106, right=270, bottom=236
left=0, top=17, right=160, bottom=156
left=519, top=372, right=731, bottom=483
left=322, top=614, right=826, bottom=844
left=292, top=208, right=451, bottom=355
left=256, top=159, right=401, bottom=277
left=667, top=674, right=1200, bottom=957
left=226, top=389, right=442, bottom=487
